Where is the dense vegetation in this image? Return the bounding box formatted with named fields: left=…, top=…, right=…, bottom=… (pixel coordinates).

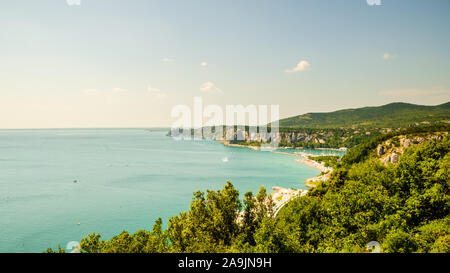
left=278, top=136, right=449, bottom=252
left=342, top=124, right=450, bottom=165
left=308, top=155, right=340, bottom=169
left=279, top=102, right=450, bottom=129
left=47, top=131, right=449, bottom=253
left=220, top=126, right=382, bottom=148
left=277, top=127, right=377, bottom=148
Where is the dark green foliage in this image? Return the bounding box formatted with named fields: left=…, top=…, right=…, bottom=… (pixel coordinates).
left=289, top=136, right=449, bottom=252
left=73, top=219, right=170, bottom=253
left=309, top=155, right=340, bottom=168
left=342, top=124, right=450, bottom=165
left=167, top=181, right=242, bottom=252
left=45, top=245, right=66, bottom=253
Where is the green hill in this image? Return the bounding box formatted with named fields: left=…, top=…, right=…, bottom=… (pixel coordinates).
left=279, top=102, right=450, bottom=129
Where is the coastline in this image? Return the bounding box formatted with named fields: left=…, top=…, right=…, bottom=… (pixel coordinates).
left=216, top=140, right=333, bottom=210
left=217, top=140, right=347, bottom=153
left=266, top=152, right=334, bottom=209
left=270, top=151, right=333, bottom=172
left=272, top=151, right=333, bottom=188
left=217, top=141, right=336, bottom=189
left=217, top=140, right=261, bottom=151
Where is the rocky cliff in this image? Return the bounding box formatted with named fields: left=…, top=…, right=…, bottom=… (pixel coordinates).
left=169, top=127, right=351, bottom=149
left=376, top=132, right=448, bottom=164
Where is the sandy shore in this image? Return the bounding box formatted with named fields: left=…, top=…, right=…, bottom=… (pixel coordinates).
left=271, top=151, right=333, bottom=172
left=218, top=141, right=335, bottom=188
left=271, top=186, right=307, bottom=217
left=217, top=140, right=261, bottom=151
left=294, top=157, right=333, bottom=173
left=295, top=157, right=333, bottom=187
left=304, top=173, right=331, bottom=187
left=270, top=151, right=333, bottom=188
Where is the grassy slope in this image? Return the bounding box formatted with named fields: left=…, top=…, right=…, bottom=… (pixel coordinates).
left=279, top=102, right=450, bottom=129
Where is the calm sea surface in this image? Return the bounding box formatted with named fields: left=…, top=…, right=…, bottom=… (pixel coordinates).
left=0, top=129, right=343, bottom=252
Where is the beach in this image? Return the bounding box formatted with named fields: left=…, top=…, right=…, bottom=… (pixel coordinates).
left=217, top=140, right=261, bottom=151
left=282, top=156, right=333, bottom=187
left=216, top=142, right=337, bottom=188
left=270, top=151, right=334, bottom=181
left=270, top=186, right=308, bottom=217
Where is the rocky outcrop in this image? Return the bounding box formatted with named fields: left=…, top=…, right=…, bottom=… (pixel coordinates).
left=382, top=152, right=399, bottom=164
left=378, top=132, right=447, bottom=165
left=401, top=138, right=413, bottom=148
left=377, top=144, right=385, bottom=156
left=197, top=128, right=336, bottom=146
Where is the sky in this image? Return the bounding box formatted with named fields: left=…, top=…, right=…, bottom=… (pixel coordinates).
left=0, top=0, right=449, bottom=128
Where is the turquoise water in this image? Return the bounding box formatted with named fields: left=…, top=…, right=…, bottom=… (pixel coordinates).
left=0, top=129, right=334, bottom=253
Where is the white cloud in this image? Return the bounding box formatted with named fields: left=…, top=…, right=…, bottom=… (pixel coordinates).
left=163, top=57, right=174, bottom=63
left=147, top=85, right=161, bottom=93
left=382, top=53, right=397, bottom=60
left=112, top=88, right=127, bottom=93
left=147, top=85, right=167, bottom=99
left=200, top=82, right=223, bottom=94
left=201, top=61, right=207, bottom=67
left=285, top=60, right=311, bottom=73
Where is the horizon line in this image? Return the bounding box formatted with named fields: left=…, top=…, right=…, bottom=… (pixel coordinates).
left=0, top=126, right=172, bottom=130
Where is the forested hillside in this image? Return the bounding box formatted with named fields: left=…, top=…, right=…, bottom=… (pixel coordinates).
left=47, top=127, right=449, bottom=253
left=279, top=102, right=450, bottom=129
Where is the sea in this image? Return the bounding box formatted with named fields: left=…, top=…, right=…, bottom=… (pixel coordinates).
left=0, top=128, right=345, bottom=252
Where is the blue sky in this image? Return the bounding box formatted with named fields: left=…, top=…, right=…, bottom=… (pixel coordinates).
left=0, top=0, right=449, bottom=128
